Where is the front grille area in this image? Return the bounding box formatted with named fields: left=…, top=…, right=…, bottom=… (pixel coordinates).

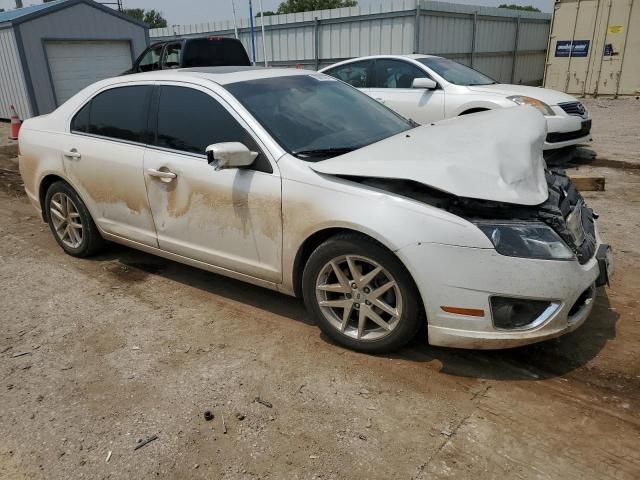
left=546, top=119, right=592, bottom=143
left=558, top=101, right=587, bottom=117
left=538, top=171, right=597, bottom=264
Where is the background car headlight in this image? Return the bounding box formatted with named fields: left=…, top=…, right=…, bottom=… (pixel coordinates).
left=506, top=95, right=555, bottom=116
left=475, top=221, right=575, bottom=260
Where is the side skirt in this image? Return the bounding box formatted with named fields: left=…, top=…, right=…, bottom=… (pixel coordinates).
left=100, top=231, right=294, bottom=295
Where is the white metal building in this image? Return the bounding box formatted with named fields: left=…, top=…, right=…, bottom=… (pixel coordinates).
left=0, top=0, right=148, bottom=120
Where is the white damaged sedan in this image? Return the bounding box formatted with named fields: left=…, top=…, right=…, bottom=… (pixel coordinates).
left=18, top=67, right=613, bottom=353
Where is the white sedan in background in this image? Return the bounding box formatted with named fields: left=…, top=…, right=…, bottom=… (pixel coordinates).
left=18, top=67, right=611, bottom=353
left=320, top=55, right=592, bottom=150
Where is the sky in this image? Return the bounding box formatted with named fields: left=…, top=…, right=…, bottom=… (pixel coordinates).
left=1, top=0, right=555, bottom=25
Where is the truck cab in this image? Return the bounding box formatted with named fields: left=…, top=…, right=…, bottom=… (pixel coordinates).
left=127, top=36, right=251, bottom=73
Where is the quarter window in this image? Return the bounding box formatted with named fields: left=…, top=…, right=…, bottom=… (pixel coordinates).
left=324, top=60, right=372, bottom=88
left=86, top=86, right=152, bottom=143
left=374, top=59, right=428, bottom=88
left=154, top=86, right=271, bottom=173
left=70, top=102, right=90, bottom=133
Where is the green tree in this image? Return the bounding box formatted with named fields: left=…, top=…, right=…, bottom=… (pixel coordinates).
left=276, top=0, right=357, bottom=15
left=498, top=4, right=541, bottom=12
left=124, top=8, right=168, bottom=28
left=255, top=11, right=277, bottom=17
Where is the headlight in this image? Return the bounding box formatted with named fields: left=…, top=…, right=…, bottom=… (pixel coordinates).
left=475, top=221, right=575, bottom=260
left=506, top=95, right=555, bottom=116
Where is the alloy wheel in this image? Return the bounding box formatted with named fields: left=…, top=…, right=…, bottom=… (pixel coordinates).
left=315, top=255, right=403, bottom=341
left=49, top=192, right=84, bottom=249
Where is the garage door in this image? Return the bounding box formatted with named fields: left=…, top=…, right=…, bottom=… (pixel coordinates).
left=45, top=40, right=132, bottom=105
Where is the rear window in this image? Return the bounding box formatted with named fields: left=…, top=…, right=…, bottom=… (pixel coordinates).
left=182, top=38, right=250, bottom=68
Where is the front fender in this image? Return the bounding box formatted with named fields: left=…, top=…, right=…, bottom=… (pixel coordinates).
left=279, top=159, right=493, bottom=293
left=450, top=100, right=505, bottom=116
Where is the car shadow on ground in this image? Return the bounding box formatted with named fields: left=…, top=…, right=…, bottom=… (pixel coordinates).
left=90, top=244, right=619, bottom=382
left=91, top=244, right=313, bottom=325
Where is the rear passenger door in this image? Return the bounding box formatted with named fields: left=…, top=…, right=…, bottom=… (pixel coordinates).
left=143, top=84, right=282, bottom=282
left=65, top=85, right=157, bottom=246
left=369, top=59, right=445, bottom=123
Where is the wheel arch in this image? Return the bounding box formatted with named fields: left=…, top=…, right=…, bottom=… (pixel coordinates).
left=38, top=173, right=98, bottom=227
left=295, top=227, right=428, bottom=350
left=458, top=107, right=490, bottom=116
left=452, top=99, right=504, bottom=117
left=38, top=174, right=67, bottom=221
left=290, top=226, right=420, bottom=306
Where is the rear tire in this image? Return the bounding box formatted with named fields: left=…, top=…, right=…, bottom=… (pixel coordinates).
left=302, top=233, right=423, bottom=353
left=44, top=181, right=105, bottom=257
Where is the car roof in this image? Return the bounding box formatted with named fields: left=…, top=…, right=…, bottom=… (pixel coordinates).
left=317, top=54, right=441, bottom=71
left=117, top=66, right=314, bottom=86
left=151, top=36, right=243, bottom=46
left=336, top=54, right=441, bottom=61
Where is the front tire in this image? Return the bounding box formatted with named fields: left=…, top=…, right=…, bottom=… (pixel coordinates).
left=302, top=233, right=423, bottom=353
left=45, top=181, right=105, bottom=257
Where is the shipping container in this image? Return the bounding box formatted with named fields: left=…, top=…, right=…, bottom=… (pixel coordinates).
left=544, top=0, right=639, bottom=96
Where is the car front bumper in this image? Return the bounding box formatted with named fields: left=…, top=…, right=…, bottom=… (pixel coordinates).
left=543, top=110, right=592, bottom=150
left=396, top=241, right=611, bottom=349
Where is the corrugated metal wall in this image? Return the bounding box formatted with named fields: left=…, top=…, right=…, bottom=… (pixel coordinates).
left=0, top=26, right=32, bottom=119
left=151, top=0, right=551, bottom=85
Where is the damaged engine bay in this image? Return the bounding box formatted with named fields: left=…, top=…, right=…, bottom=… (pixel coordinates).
left=352, top=169, right=597, bottom=264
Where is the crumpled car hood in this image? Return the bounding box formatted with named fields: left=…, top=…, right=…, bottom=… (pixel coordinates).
left=309, top=106, right=549, bottom=206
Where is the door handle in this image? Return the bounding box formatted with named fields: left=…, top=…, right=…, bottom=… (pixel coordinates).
left=147, top=168, right=177, bottom=180
left=63, top=148, right=81, bottom=159
left=375, top=97, right=386, bottom=104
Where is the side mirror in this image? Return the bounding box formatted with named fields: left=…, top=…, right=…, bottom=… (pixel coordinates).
left=412, top=77, right=437, bottom=90
left=205, top=142, right=258, bottom=170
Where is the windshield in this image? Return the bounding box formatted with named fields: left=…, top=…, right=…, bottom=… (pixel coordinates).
left=224, top=74, right=412, bottom=160
left=417, top=57, right=496, bottom=86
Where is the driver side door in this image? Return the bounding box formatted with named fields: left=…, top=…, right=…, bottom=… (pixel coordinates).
left=369, top=58, right=445, bottom=124
left=143, top=85, right=282, bottom=283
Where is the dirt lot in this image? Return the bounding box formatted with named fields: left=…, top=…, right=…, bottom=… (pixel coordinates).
left=0, top=101, right=639, bottom=479
left=581, top=97, right=640, bottom=166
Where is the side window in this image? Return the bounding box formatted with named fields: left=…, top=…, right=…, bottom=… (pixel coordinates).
left=87, top=86, right=152, bottom=143
left=374, top=59, right=428, bottom=88
left=155, top=86, right=272, bottom=173
left=161, top=43, right=182, bottom=69
left=71, top=102, right=90, bottom=133
left=138, top=45, right=163, bottom=72
left=324, top=61, right=372, bottom=88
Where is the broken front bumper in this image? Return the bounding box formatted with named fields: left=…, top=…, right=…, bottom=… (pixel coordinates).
left=397, top=240, right=610, bottom=349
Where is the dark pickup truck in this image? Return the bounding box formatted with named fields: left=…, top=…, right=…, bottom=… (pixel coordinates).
left=126, top=36, right=251, bottom=74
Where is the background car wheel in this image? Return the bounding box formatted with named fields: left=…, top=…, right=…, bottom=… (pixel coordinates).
left=302, top=232, right=423, bottom=353
left=45, top=181, right=105, bottom=257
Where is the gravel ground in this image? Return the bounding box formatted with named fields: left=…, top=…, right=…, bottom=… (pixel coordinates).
left=0, top=107, right=639, bottom=479
left=581, top=97, right=640, bottom=165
